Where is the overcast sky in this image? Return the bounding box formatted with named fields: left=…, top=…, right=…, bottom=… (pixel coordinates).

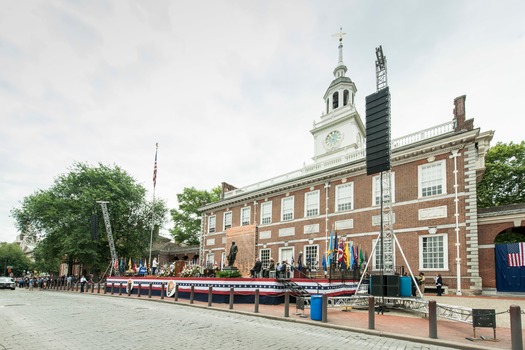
left=1, top=1, right=524, bottom=243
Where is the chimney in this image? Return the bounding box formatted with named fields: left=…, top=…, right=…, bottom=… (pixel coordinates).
left=453, top=95, right=473, bottom=132
left=221, top=182, right=237, bottom=199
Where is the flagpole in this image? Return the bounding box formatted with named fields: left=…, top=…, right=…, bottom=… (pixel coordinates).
left=324, top=182, right=330, bottom=276
left=148, top=143, right=158, bottom=274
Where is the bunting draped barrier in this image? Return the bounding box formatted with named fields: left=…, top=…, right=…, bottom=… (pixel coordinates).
left=106, top=276, right=359, bottom=305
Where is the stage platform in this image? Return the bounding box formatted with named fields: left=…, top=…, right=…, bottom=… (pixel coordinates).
left=106, top=276, right=360, bottom=305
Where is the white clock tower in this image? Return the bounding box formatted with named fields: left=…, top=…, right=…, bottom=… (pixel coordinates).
left=311, top=29, right=365, bottom=163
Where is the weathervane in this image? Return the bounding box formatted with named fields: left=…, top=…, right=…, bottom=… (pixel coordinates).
left=332, top=27, right=346, bottom=65
left=332, top=27, right=346, bottom=43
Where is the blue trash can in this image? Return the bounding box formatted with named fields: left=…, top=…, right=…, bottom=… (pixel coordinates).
left=400, top=276, right=412, bottom=297
left=310, top=294, right=322, bottom=321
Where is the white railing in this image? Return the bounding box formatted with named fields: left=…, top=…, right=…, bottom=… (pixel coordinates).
left=391, top=121, right=454, bottom=149
left=223, top=121, right=455, bottom=199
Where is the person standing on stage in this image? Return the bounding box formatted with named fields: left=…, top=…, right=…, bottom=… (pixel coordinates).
left=151, top=257, right=158, bottom=275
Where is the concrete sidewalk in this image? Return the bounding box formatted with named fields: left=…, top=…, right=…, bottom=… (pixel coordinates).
left=174, top=293, right=523, bottom=350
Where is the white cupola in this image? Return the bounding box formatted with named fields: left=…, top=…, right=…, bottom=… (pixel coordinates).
left=310, top=28, right=365, bottom=163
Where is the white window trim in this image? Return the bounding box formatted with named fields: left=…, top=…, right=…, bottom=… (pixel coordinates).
left=208, top=215, right=216, bottom=233
left=418, top=159, right=447, bottom=198
left=335, top=182, right=354, bottom=212
left=304, top=190, right=320, bottom=217
left=372, top=172, right=395, bottom=206
left=206, top=253, right=215, bottom=268
left=281, top=196, right=294, bottom=221
left=419, top=233, right=449, bottom=271
left=223, top=211, right=232, bottom=231
left=304, top=244, right=319, bottom=271
left=260, top=248, right=271, bottom=269
left=241, top=207, right=251, bottom=226
left=260, top=201, right=272, bottom=225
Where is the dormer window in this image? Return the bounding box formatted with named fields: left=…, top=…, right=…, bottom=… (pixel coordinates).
left=332, top=92, right=339, bottom=109
left=343, top=90, right=349, bottom=106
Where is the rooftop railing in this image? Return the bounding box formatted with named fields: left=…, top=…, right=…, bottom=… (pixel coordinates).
left=224, top=121, right=455, bottom=199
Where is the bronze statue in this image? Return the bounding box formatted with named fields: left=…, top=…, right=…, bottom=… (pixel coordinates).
left=227, top=241, right=238, bottom=267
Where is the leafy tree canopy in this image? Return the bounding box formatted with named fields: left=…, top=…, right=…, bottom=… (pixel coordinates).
left=170, top=186, right=221, bottom=245
left=494, top=228, right=525, bottom=244
left=11, top=162, right=168, bottom=275
left=477, top=141, right=525, bottom=208
left=0, top=242, right=33, bottom=277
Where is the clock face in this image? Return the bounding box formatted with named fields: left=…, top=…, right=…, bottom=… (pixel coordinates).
left=324, top=130, right=342, bottom=150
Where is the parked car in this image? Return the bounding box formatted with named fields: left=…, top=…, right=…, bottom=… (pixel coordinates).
left=0, top=277, right=16, bottom=290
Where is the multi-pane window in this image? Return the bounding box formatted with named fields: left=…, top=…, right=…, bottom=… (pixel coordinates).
left=372, top=238, right=383, bottom=270
left=335, top=183, right=353, bottom=212
left=241, top=207, right=251, bottom=226
left=420, top=234, right=447, bottom=269
left=208, top=215, right=216, bottom=233
left=305, top=190, right=320, bottom=217
left=281, top=196, right=294, bottom=221
left=419, top=160, right=446, bottom=197
left=372, top=173, right=395, bottom=206
left=261, top=202, right=272, bottom=225
left=206, top=253, right=214, bottom=269
left=305, top=245, right=319, bottom=271
left=260, top=248, right=271, bottom=269
left=223, top=211, right=232, bottom=230
left=372, top=238, right=395, bottom=271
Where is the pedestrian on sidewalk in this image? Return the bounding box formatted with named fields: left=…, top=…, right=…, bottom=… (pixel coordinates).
left=80, top=275, right=87, bottom=293
left=435, top=274, right=443, bottom=296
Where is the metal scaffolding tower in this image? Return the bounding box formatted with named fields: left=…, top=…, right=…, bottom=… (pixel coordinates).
left=375, top=46, right=395, bottom=274
left=97, top=201, right=119, bottom=277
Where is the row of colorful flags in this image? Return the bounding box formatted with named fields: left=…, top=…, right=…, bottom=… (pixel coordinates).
left=322, top=229, right=366, bottom=271
left=116, top=257, right=153, bottom=273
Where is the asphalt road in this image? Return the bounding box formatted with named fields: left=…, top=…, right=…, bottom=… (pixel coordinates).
left=0, top=289, right=460, bottom=350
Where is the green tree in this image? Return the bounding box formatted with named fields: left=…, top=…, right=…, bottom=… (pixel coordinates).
left=0, top=242, right=33, bottom=276
left=477, top=141, right=525, bottom=208
left=11, top=162, right=168, bottom=275
left=494, top=228, right=525, bottom=244
left=170, top=186, right=221, bottom=245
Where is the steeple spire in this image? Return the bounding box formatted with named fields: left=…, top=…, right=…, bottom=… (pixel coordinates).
left=333, top=27, right=346, bottom=65
left=331, top=27, right=348, bottom=78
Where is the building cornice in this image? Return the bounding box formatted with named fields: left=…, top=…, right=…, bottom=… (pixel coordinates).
left=200, top=128, right=486, bottom=212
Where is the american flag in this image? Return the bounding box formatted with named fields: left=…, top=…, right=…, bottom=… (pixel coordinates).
left=153, top=143, right=158, bottom=188
left=507, top=242, right=525, bottom=267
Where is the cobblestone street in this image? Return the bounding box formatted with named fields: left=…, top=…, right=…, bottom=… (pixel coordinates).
left=0, top=289, right=461, bottom=350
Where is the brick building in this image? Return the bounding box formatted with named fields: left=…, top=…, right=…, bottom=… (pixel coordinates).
left=199, top=38, right=496, bottom=295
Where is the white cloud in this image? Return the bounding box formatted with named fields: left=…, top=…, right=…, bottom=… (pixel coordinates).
left=1, top=0, right=524, bottom=242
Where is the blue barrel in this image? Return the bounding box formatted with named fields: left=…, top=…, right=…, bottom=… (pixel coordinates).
left=400, top=276, right=412, bottom=297
left=310, top=294, right=322, bottom=321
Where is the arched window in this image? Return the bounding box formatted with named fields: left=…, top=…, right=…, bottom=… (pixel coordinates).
left=332, top=92, right=339, bottom=109
left=326, top=99, right=330, bottom=114
left=343, top=90, right=349, bottom=106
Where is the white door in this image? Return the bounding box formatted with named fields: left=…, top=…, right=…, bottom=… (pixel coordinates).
left=279, top=247, right=294, bottom=277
